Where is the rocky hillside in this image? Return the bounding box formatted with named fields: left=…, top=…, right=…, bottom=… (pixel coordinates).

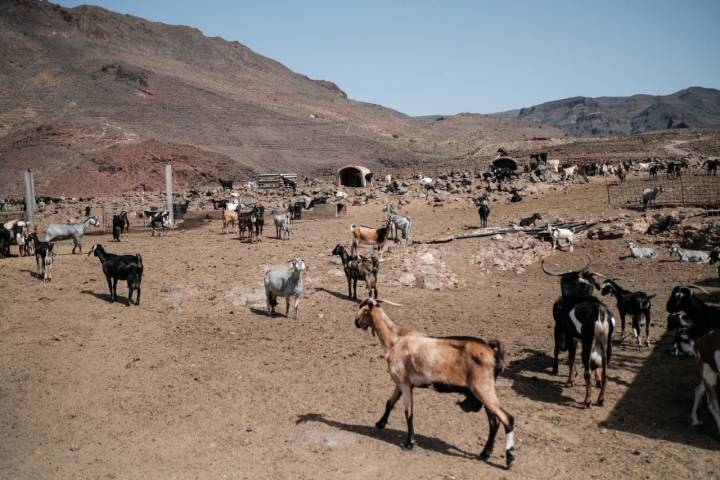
left=494, top=87, right=720, bottom=136
left=0, top=0, right=557, bottom=195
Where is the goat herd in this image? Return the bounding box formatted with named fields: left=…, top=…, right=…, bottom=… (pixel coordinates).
left=1, top=190, right=719, bottom=471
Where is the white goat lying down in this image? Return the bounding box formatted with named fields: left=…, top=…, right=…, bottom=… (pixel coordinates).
left=354, top=299, right=516, bottom=468
left=264, top=258, right=305, bottom=319
left=547, top=224, right=574, bottom=252
left=667, top=244, right=710, bottom=263
left=627, top=242, right=657, bottom=259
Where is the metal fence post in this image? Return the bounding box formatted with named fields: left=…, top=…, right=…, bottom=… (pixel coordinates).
left=24, top=169, right=36, bottom=226
left=165, top=164, right=174, bottom=227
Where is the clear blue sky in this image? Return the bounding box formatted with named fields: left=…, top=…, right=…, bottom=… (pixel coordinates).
left=57, top=0, right=720, bottom=116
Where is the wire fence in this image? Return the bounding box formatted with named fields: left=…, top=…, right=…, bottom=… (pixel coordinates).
left=607, top=174, right=720, bottom=208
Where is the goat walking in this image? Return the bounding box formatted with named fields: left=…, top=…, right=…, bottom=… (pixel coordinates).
left=600, top=279, right=654, bottom=346
left=44, top=216, right=99, bottom=254
left=354, top=299, right=516, bottom=468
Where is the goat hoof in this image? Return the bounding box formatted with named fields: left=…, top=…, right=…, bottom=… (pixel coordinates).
left=584, top=400, right=592, bottom=409
left=597, top=398, right=604, bottom=407
left=479, top=450, right=491, bottom=461
left=505, top=448, right=515, bottom=468
left=375, top=421, right=386, bottom=430
left=401, top=441, right=414, bottom=450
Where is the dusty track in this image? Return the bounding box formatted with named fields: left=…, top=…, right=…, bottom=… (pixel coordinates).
left=1, top=178, right=719, bottom=479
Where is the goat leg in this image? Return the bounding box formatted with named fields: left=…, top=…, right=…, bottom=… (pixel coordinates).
left=400, top=385, right=415, bottom=449
left=644, top=310, right=651, bottom=347
left=106, top=276, right=114, bottom=302
left=583, top=369, right=592, bottom=408
left=479, top=411, right=500, bottom=460
left=376, top=386, right=401, bottom=429
left=112, top=277, right=119, bottom=303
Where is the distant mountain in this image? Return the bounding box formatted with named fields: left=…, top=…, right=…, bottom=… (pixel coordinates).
left=0, top=0, right=556, bottom=195
left=493, top=87, right=720, bottom=136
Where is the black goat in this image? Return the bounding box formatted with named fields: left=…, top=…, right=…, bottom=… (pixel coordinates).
left=112, top=214, right=124, bottom=241
left=88, top=244, right=143, bottom=306
left=288, top=202, right=303, bottom=223
left=219, top=178, right=234, bottom=190
left=666, top=313, right=694, bottom=357
left=705, top=159, right=719, bottom=176
left=645, top=216, right=677, bottom=235
left=519, top=213, right=542, bottom=227
left=0, top=225, right=11, bottom=257
left=254, top=205, right=265, bottom=238
left=331, top=244, right=379, bottom=299
left=509, top=187, right=522, bottom=203
left=28, top=233, right=54, bottom=282
left=666, top=285, right=720, bottom=337
left=281, top=176, right=297, bottom=191
left=472, top=197, right=490, bottom=228
left=600, top=279, right=654, bottom=346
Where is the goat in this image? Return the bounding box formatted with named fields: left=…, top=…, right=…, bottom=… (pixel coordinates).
left=600, top=279, right=654, bottom=346
left=223, top=209, right=239, bottom=234
left=710, top=247, right=720, bottom=278
left=649, top=164, right=659, bottom=180
left=288, top=202, right=303, bottom=223
left=331, top=244, right=379, bottom=299
left=354, top=298, right=516, bottom=467
left=0, top=225, right=11, bottom=257
left=144, top=211, right=171, bottom=236
left=666, top=313, right=694, bottom=357
left=543, top=259, right=614, bottom=407
left=383, top=203, right=412, bottom=241
left=471, top=197, right=490, bottom=228
left=4, top=219, right=29, bottom=256
left=519, top=213, right=542, bottom=227
left=690, top=329, right=720, bottom=435
left=27, top=233, right=54, bottom=282
left=667, top=244, right=709, bottom=263
left=645, top=216, right=677, bottom=235
left=237, top=208, right=257, bottom=243
left=44, top=216, right=98, bottom=254
left=350, top=222, right=391, bottom=260
left=705, top=159, right=719, bottom=176
left=219, top=178, right=234, bottom=190
left=509, top=187, right=522, bottom=203
left=264, top=258, right=305, bottom=319
left=666, top=285, right=720, bottom=337
left=642, top=186, right=664, bottom=210
left=616, top=167, right=627, bottom=184
left=272, top=209, right=291, bottom=240
left=547, top=159, right=560, bottom=173
left=254, top=205, right=265, bottom=239
left=627, top=241, right=657, bottom=259
left=281, top=176, right=297, bottom=191
left=562, top=165, right=578, bottom=180
left=119, top=211, right=130, bottom=234
left=112, top=214, right=125, bottom=241
left=547, top=224, right=574, bottom=252
left=88, top=244, right=143, bottom=306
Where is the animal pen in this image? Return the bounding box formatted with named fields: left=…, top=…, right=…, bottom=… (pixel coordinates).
left=607, top=175, right=720, bottom=208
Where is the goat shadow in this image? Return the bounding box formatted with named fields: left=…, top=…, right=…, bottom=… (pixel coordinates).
left=314, top=286, right=360, bottom=303
left=80, top=289, right=124, bottom=304
left=506, top=349, right=584, bottom=409
left=600, top=331, right=720, bottom=450
left=294, top=413, right=508, bottom=467
left=19, top=268, right=42, bottom=280
left=248, top=306, right=295, bottom=318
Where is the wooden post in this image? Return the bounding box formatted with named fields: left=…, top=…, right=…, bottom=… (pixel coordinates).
left=24, top=169, right=36, bottom=226
left=165, top=164, right=174, bottom=227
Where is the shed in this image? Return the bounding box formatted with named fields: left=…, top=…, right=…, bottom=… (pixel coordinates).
left=337, top=165, right=373, bottom=188
left=492, top=157, right=518, bottom=171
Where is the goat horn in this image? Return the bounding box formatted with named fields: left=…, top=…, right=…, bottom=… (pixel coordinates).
left=588, top=271, right=607, bottom=278
left=687, top=285, right=711, bottom=294
left=376, top=299, right=403, bottom=307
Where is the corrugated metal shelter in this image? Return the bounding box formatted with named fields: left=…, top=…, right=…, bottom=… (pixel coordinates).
left=337, top=165, right=373, bottom=188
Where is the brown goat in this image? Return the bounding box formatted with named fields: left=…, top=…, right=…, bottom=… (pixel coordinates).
left=690, top=329, right=720, bottom=435
left=354, top=299, right=516, bottom=468
left=350, top=221, right=391, bottom=260
left=331, top=244, right=379, bottom=299
left=223, top=209, right=238, bottom=234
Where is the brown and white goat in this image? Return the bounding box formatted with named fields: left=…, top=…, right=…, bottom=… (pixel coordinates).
left=223, top=209, right=238, bottom=234
left=690, top=329, right=720, bottom=435
left=354, top=299, right=516, bottom=468
left=350, top=222, right=391, bottom=260
left=331, top=244, right=379, bottom=299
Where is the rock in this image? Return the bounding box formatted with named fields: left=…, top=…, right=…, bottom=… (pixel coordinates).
left=423, top=276, right=443, bottom=290
left=398, top=271, right=416, bottom=286
left=589, top=224, right=626, bottom=239
left=434, top=191, right=449, bottom=202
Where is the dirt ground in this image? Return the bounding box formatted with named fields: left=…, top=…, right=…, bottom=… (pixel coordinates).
left=1, top=177, right=719, bottom=480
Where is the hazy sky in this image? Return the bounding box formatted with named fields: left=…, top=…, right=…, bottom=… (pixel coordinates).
left=56, top=0, right=720, bottom=116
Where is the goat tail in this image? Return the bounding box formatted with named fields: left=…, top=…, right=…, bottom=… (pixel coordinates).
left=136, top=253, right=143, bottom=268
left=488, top=339, right=506, bottom=378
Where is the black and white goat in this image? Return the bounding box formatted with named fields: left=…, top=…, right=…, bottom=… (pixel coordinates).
left=666, top=285, right=720, bottom=336
left=542, top=257, right=614, bottom=407
left=472, top=197, right=490, bottom=228
left=666, top=313, right=694, bottom=357
left=331, top=244, right=379, bottom=299
left=145, top=211, right=170, bottom=236
left=519, top=213, right=542, bottom=227
left=599, top=279, right=654, bottom=346
left=88, top=244, right=143, bottom=306
left=28, top=233, right=54, bottom=282
left=690, top=329, right=720, bottom=435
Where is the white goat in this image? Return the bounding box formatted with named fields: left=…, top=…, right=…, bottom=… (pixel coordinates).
left=382, top=203, right=411, bottom=243
left=562, top=165, right=577, bottom=180
left=44, top=216, right=99, bottom=254
left=667, top=244, right=709, bottom=263
left=264, top=258, right=305, bottom=319
left=627, top=242, right=657, bottom=259
left=547, top=159, right=560, bottom=173
left=547, top=224, right=574, bottom=252
left=642, top=186, right=664, bottom=210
